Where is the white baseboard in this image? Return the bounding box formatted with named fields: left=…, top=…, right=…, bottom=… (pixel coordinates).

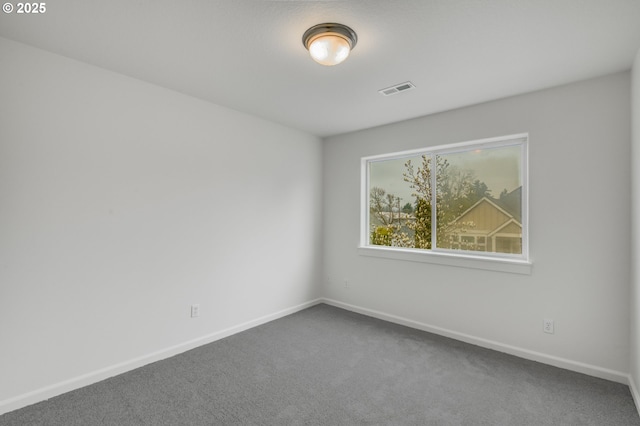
left=321, top=298, right=630, bottom=385
left=0, top=298, right=323, bottom=416
left=629, top=374, right=640, bottom=417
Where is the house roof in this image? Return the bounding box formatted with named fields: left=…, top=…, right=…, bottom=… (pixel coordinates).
left=453, top=186, right=522, bottom=226
left=490, top=187, right=522, bottom=223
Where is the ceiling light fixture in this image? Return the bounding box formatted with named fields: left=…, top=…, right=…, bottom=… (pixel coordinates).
left=302, top=23, right=357, bottom=66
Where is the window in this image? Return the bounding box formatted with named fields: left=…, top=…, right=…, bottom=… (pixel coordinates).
left=360, top=134, right=529, bottom=272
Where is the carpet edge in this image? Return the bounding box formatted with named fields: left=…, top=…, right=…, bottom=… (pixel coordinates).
left=630, top=374, right=640, bottom=417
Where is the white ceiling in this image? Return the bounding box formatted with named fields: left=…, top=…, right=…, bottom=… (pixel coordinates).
left=1, top=0, right=640, bottom=137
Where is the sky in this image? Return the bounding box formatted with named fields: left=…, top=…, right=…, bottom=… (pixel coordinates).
left=369, top=144, right=522, bottom=206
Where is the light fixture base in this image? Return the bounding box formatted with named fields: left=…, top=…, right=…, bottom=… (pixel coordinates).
left=302, top=23, right=358, bottom=50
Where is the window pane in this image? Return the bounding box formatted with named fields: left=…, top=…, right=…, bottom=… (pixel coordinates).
left=435, top=145, right=522, bottom=254
left=369, top=155, right=422, bottom=248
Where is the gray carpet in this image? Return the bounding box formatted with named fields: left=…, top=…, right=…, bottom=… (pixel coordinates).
left=2, top=303, right=639, bottom=425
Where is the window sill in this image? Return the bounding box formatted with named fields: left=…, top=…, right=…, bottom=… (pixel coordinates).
left=357, top=246, right=532, bottom=275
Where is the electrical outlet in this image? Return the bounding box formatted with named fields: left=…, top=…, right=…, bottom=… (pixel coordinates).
left=344, top=279, right=349, bottom=288
left=191, top=304, right=200, bottom=318
left=543, top=319, right=554, bottom=334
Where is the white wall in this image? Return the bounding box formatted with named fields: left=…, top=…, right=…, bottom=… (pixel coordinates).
left=323, top=72, right=632, bottom=381
left=631, top=50, right=640, bottom=402
left=0, top=37, right=323, bottom=411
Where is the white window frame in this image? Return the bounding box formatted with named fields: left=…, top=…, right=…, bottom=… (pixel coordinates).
left=359, top=133, right=531, bottom=274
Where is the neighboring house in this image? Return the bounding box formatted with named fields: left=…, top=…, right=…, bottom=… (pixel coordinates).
left=444, top=187, right=522, bottom=254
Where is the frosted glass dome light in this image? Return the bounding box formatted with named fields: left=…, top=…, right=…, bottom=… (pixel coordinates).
left=303, top=23, right=357, bottom=66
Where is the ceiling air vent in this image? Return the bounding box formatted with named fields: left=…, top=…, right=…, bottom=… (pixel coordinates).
left=378, top=81, right=416, bottom=96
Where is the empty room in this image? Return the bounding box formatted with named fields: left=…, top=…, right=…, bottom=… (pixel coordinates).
left=2, top=1, right=640, bottom=424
